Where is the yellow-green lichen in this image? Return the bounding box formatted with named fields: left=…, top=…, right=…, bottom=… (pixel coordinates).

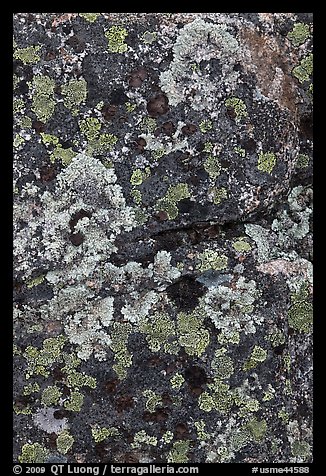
left=234, top=146, right=246, bottom=157
left=203, top=141, right=214, bottom=153
left=199, top=380, right=233, bottom=414
left=197, top=250, right=228, bottom=272
left=130, top=167, right=150, bottom=186
left=246, top=418, right=267, bottom=443
left=105, top=26, right=128, bottom=53
left=79, top=117, right=101, bottom=142
left=292, top=54, right=313, bottom=84
left=14, top=45, right=41, bottom=64
left=91, top=426, right=119, bottom=443
left=211, top=354, right=234, bottom=379
left=209, top=187, right=228, bottom=205
left=257, top=152, right=276, bottom=174
left=132, top=430, right=157, bottom=448
left=243, top=345, right=267, bottom=371
left=41, top=385, right=62, bottom=406
left=161, top=430, right=174, bottom=444
left=143, top=389, right=162, bottom=412
left=225, top=97, right=248, bottom=120
left=218, top=330, right=240, bottom=345
left=40, top=133, right=59, bottom=146
left=194, top=420, right=210, bottom=441
left=204, top=155, right=221, bottom=180
left=56, top=430, right=74, bottom=455
left=278, top=408, right=290, bottom=424
left=19, top=443, right=49, bottom=463
left=177, top=309, right=210, bottom=357
left=266, top=329, right=286, bottom=347
left=291, top=440, right=311, bottom=459
left=110, top=322, right=133, bottom=380
left=79, top=13, right=100, bottom=22
left=295, top=154, right=310, bottom=169
left=23, top=335, right=66, bottom=379
left=130, top=188, right=142, bottom=205
left=50, top=146, right=76, bottom=166
left=139, top=312, right=177, bottom=354
left=287, top=23, right=311, bottom=47
left=23, top=382, right=40, bottom=396
left=262, top=384, right=275, bottom=402
left=31, top=75, right=56, bottom=123
left=62, top=78, right=87, bottom=115
left=64, top=390, right=84, bottom=412
left=64, top=369, right=97, bottom=389
left=199, top=119, right=212, bottom=133
left=170, top=372, right=185, bottom=390
left=156, top=183, right=190, bottom=220
left=125, top=101, right=136, bottom=113
left=13, top=97, right=25, bottom=114
left=232, top=237, right=252, bottom=253
left=288, top=283, right=313, bottom=333
left=168, top=440, right=190, bottom=463
left=13, top=134, right=25, bottom=149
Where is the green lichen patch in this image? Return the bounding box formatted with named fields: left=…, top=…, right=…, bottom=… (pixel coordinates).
left=288, top=283, right=313, bottom=333
left=105, top=26, right=128, bottom=53
left=209, top=186, right=228, bottom=205
left=110, top=322, right=133, bottom=380
left=243, top=345, right=267, bottom=371
left=170, top=372, right=185, bottom=390
left=79, top=117, right=101, bottom=142
left=197, top=250, right=228, bottom=272
left=132, top=430, right=157, bottom=448
left=246, top=418, right=267, bottom=443
left=291, top=440, right=311, bottom=458
left=62, top=78, right=87, bottom=115
left=19, top=443, right=49, bottom=463
left=225, top=97, right=248, bottom=120
left=14, top=45, right=41, bottom=64
left=56, top=430, right=74, bottom=454
left=130, top=167, right=150, bottom=186
left=204, top=155, right=222, bottom=180
left=156, top=183, right=190, bottom=220
left=295, top=154, right=310, bottom=169
left=23, top=382, right=40, bottom=396
left=50, top=146, right=76, bottom=166
left=63, top=390, right=84, bottom=412
left=92, top=426, right=119, bottom=443
left=211, top=354, right=234, bottom=379
left=31, top=75, right=56, bottom=123
left=168, top=440, right=190, bottom=463
left=139, top=312, right=177, bottom=354
left=41, top=385, right=62, bottom=406
left=287, top=23, right=311, bottom=47
left=23, top=335, right=66, bottom=379
left=79, top=13, right=100, bottom=23
left=292, top=54, right=313, bottom=84
left=257, top=152, right=276, bottom=174
left=199, top=380, right=233, bottom=414
left=232, top=237, right=252, bottom=253
left=143, top=389, right=162, bottom=412
left=177, top=309, right=210, bottom=357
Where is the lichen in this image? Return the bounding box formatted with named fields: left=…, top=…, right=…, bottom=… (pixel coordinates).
left=199, top=120, right=213, bottom=133
left=209, top=186, right=228, bottom=205
left=132, top=430, right=157, bottom=448
left=62, top=78, right=87, bottom=115
left=143, top=389, right=162, bottom=412
left=105, top=26, right=128, bottom=53
left=232, top=237, right=252, bottom=253
left=18, top=443, right=49, bottom=463
left=91, top=426, right=119, bottom=443
left=292, top=54, right=313, bottom=83
left=63, top=390, right=84, bottom=412
left=56, top=430, right=74, bottom=454
left=197, top=250, right=228, bottom=272
left=110, top=322, right=133, bottom=379
left=243, top=345, right=267, bottom=371
left=199, top=380, right=233, bottom=414
left=287, top=23, right=311, bottom=47
left=156, top=183, right=190, bottom=219
left=288, top=283, right=313, bottom=333
left=14, top=45, right=41, bottom=64
left=79, top=13, right=100, bottom=22
left=177, top=309, right=210, bottom=357
left=257, top=151, right=276, bottom=174
left=41, top=385, right=62, bottom=406
left=31, top=75, right=56, bottom=123
left=170, top=373, right=185, bottom=390
left=291, top=440, right=311, bottom=458
left=168, top=440, right=190, bottom=463
left=246, top=418, right=267, bottom=443
left=130, top=167, right=150, bottom=186
left=225, top=97, right=248, bottom=120
left=295, top=154, right=310, bottom=169
left=204, top=155, right=221, bottom=180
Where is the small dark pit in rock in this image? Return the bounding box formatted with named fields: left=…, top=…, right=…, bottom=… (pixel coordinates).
left=129, top=67, right=148, bottom=87
left=166, top=275, right=205, bottom=311
left=32, top=120, right=46, bottom=133
left=102, top=104, right=118, bottom=121
left=39, top=165, right=56, bottom=183
left=135, top=137, right=147, bottom=152
left=110, top=88, right=128, bottom=105
left=181, top=124, right=197, bottom=135
left=184, top=365, right=208, bottom=387
left=69, top=232, right=84, bottom=246
left=147, top=93, right=169, bottom=117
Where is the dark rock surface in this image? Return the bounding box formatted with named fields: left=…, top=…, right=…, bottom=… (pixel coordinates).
left=13, top=13, right=313, bottom=463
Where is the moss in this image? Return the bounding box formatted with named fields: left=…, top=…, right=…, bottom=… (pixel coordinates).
left=225, top=97, right=248, bottom=120
left=41, top=385, right=62, bottom=406
left=168, top=440, right=190, bottom=463
left=232, top=237, right=252, bottom=253
left=14, top=45, right=41, bottom=64
left=143, top=389, right=162, bottom=412
left=204, top=155, right=221, bottom=180
left=288, top=284, right=313, bottom=333
left=177, top=309, right=210, bottom=357
left=295, top=154, right=310, bottom=169
left=246, top=418, right=267, bottom=443
left=31, top=75, right=56, bottom=123
left=199, top=119, right=212, bottom=133
left=79, top=13, right=100, bottom=22
left=170, top=372, right=185, bottom=390
left=156, top=183, right=190, bottom=220
left=105, top=26, right=128, bottom=53
left=50, top=146, right=76, bottom=166
left=292, top=54, right=313, bottom=83
left=257, top=151, right=276, bottom=174
left=132, top=430, right=157, bottom=448
left=18, top=443, right=49, bottom=463
left=243, top=345, right=267, bottom=371
left=56, top=430, right=74, bottom=454
left=62, top=78, right=87, bottom=115
left=23, top=382, right=40, bottom=396
left=287, top=23, right=310, bottom=47
left=197, top=250, right=228, bottom=272
left=64, top=390, right=84, bottom=412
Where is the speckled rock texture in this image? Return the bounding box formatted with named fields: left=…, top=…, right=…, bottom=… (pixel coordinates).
left=13, top=13, right=313, bottom=464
